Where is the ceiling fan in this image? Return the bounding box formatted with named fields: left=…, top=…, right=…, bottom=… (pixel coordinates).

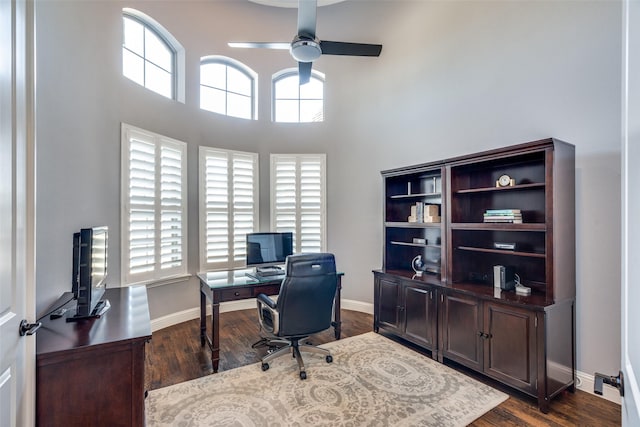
left=228, top=0, right=382, bottom=84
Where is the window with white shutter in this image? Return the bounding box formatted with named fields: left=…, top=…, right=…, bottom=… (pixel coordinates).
left=199, top=147, right=259, bottom=271
left=121, top=123, right=187, bottom=285
left=270, top=154, right=326, bottom=253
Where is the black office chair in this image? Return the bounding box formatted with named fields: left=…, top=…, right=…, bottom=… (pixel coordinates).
left=256, top=253, right=338, bottom=380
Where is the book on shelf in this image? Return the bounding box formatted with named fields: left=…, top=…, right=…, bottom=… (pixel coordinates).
left=483, top=208, right=522, bottom=223
left=483, top=214, right=522, bottom=218
left=416, top=202, right=424, bottom=223
left=485, top=209, right=521, bottom=215
left=485, top=219, right=523, bottom=224
left=484, top=218, right=523, bottom=223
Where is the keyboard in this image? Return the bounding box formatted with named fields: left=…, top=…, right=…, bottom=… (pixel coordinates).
left=245, top=267, right=285, bottom=280
left=257, top=268, right=284, bottom=277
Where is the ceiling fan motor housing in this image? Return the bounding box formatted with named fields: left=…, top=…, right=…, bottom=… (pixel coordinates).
left=290, top=35, right=322, bottom=62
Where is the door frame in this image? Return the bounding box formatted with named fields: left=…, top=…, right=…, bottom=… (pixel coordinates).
left=622, top=0, right=640, bottom=424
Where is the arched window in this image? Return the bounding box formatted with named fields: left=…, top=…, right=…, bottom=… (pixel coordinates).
left=272, top=69, right=324, bottom=123
left=122, top=9, right=184, bottom=101
left=200, top=56, right=257, bottom=120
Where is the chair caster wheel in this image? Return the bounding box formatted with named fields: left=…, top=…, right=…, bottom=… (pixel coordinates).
left=326, top=355, right=333, bottom=363
left=261, top=363, right=269, bottom=371
left=300, top=371, right=307, bottom=380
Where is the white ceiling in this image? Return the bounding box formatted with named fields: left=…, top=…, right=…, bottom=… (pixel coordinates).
left=248, top=0, right=345, bottom=7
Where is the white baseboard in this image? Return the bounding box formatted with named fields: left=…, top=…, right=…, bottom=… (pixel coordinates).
left=150, top=300, right=618, bottom=406
left=150, top=298, right=373, bottom=332
left=340, top=299, right=374, bottom=315
left=150, top=299, right=257, bottom=332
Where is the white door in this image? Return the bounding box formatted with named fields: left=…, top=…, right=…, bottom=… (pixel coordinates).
left=0, top=1, right=36, bottom=426
left=622, top=0, right=640, bottom=424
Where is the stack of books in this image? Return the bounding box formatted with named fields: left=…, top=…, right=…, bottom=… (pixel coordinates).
left=483, top=209, right=522, bottom=223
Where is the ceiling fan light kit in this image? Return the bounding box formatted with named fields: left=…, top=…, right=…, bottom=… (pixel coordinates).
left=290, top=36, right=322, bottom=62
left=229, top=0, right=382, bottom=84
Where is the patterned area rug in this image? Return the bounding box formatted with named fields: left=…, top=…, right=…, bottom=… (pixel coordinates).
left=146, top=332, right=508, bottom=426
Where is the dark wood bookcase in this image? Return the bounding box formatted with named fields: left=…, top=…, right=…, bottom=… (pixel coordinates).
left=374, top=138, right=575, bottom=413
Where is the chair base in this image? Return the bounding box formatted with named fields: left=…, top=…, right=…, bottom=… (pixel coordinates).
left=260, top=337, right=332, bottom=380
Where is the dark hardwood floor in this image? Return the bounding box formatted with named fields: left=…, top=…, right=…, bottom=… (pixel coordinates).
left=145, top=309, right=621, bottom=426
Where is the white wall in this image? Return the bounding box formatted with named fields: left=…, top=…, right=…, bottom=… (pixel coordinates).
left=35, top=0, right=622, bottom=381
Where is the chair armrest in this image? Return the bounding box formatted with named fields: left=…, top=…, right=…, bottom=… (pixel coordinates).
left=257, top=293, right=277, bottom=309
left=256, top=294, right=279, bottom=335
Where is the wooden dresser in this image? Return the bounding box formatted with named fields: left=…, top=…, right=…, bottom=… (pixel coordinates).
left=36, top=286, right=151, bottom=427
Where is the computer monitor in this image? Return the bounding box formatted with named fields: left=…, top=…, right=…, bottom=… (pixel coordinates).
left=246, top=232, right=293, bottom=269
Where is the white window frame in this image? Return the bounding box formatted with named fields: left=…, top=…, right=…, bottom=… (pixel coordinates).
left=122, top=8, right=186, bottom=102
left=272, top=68, right=325, bottom=123
left=199, top=146, right=259, bottom=271
left=121, top=123, right=188, bottom=285
left=270, top=154, right=327, bottom=253
left=200, top=55, right=258, bottom=120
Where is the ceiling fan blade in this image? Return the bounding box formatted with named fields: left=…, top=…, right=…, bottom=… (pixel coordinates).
left=228, top=42, right=290, bottom=50
left=320, top=41, right=382, bottom=57
left=298, top=61, right=312, bottom=85
left=297, top=0, right=317, bottom=37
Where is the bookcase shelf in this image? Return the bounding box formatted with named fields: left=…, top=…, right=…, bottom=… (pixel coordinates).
left=456, top=245, right=545, bottom=258
left=375, top=138, right=575, bottom=414
left=391, top=241, right=441, bottom=249
left=450, top=223, right=546, bottom=231
left=390, top=192, right=442, bottom=199
left=386, top=221, right=442, bottom=228
left=455, top=182, right=545, bottom=194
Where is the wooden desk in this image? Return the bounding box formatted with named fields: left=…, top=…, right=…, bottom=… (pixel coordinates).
left=197, top=269, right=343, bottom=373
left=36, top=286, right=151, bottom=427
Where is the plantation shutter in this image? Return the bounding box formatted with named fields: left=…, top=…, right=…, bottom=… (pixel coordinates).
left=122, top=123, right=187, bottom=285
left=160, top=144, right=184, bottom=270
left=199, top=147, right=258, bottom=270
left=271, top=154, right=326, bottom=253
left=128, top=136, right=156, bottom=276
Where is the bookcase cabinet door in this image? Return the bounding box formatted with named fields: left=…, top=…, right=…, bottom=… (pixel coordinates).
left=403, top=284, right=436, bottom=349
left=375, top=276, right=401, bottom=332
left=440, top=291, right=483, bottom=371
left=483, top=302, right=537, bottom=394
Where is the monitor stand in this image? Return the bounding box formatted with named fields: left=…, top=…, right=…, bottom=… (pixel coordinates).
left=66, top=299, right=111, bottom=322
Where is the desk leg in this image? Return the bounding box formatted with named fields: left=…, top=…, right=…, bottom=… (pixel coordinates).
left=200, top=289, right=206, bottom=347
left=211, top=299, right=220, bottom=373
left=333, top=275, right=342, bottom=340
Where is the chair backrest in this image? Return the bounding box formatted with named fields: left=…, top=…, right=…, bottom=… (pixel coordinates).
left=276, top=253, right=337, bottom=337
